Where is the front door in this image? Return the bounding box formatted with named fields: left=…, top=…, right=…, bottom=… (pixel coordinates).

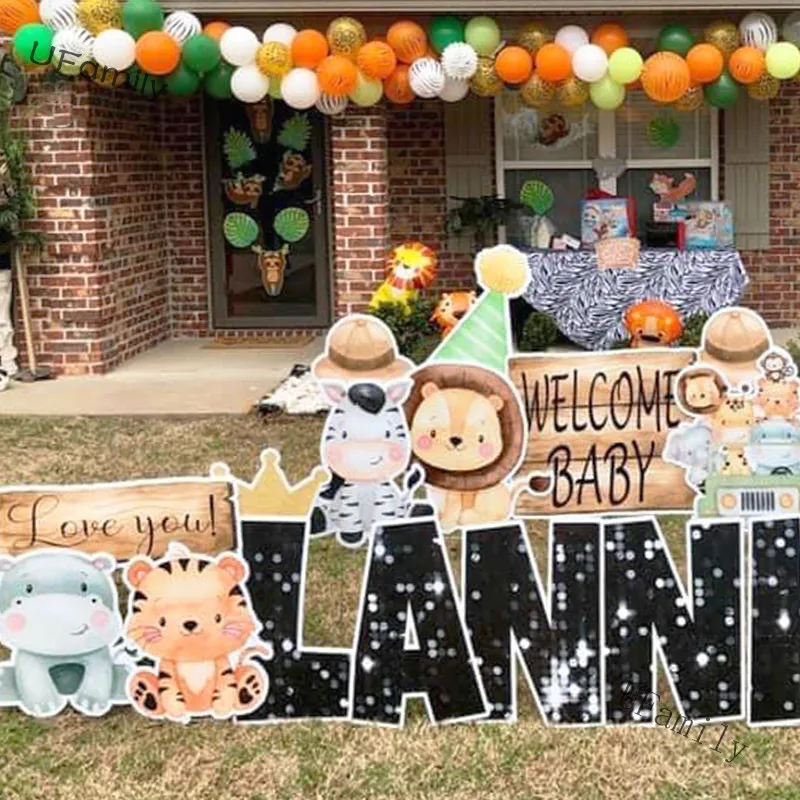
left=206, top=97, right=331, bottom=328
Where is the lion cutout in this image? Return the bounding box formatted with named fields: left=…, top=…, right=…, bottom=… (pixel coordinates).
left=405, top=363, right=543, bottom=531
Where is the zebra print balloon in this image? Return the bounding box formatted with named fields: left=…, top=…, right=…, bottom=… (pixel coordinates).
left=739, top=12, right=778, bottom=53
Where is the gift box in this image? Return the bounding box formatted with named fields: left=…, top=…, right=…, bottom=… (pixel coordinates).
left=653, top=202, right=690, bottom=223
left=581, top=196, right=637, bottom=247
left=684, top=202, right=734, bottom=249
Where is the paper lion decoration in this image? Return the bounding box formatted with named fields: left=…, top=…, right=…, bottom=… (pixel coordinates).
left=369, top=241, right=438, bottom=309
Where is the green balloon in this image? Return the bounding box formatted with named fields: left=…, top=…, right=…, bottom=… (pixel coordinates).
left=704, top=71, right=739, bottom=109
left=204, top=62, right=233, bottom=99
left=182, top=34, right=220, bottom=75
left=122, top=0, right=164, bottom=40
left=656, top=24, right=695, bottom=56
left=12, top=24, right=54, bottom=67
left=590, top=75, right=625, bottom=110
left=464, top=16, right=501, bottom=57
left=166, top=62, right=201, bottom=97
left=429, top=16, right=465, bottom=54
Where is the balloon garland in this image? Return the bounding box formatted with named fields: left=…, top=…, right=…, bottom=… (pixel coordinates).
left=5, top=4, right=800, bottom=110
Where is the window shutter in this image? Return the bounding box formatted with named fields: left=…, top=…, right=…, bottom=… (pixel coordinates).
left=724, top=95, right=770, bottom=251
left=444, top=96, right=494, bottom=252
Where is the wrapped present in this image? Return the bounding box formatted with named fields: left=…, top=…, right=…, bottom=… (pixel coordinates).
left=581, top=196, right=636, bottom=247
left=684, top=202, right=734, bottom=249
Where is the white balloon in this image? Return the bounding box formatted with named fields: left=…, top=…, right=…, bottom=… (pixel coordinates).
left=92, top=29, right=135, bottom=71
left=262, top=23, right=297, bottom=47
left=555, top=24, right=589, bottom=55
left=783, top=11, right=800, bottom=46
left=281, top=67, right=320, bottom=110
left=316, top=92, right=348, bottom=115
left=231, top=64, right=271, bottom=103
left=52, top=26, right=94, bottom=76
left=441, top=42, right=478, bottom=80
left=572, top=44, right=608, bottom=83
left=163, top=11, right=201, bottom=45
left=439, top=76, right=470, bottom=102
left=739, top=12, right=778, bottom=52
left=39, top=0, right=77, bottom=31
left=221, top=27, right=261, bottom=67
left=409, top=57, right=445, bottom=98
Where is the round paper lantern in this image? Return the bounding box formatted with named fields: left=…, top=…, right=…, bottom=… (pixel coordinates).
left=739, top=13, right=778, bottom=53
left=256, top=41, right=292, bottom=78
left=766, top=42, right=800, bottom=80
left=608, top=46, right=643, bottom=84
left=51, top=25, right=92, bottom=74
left=704, top=20, right=739, bottom=60
left=555, top=25, right=588, bottom=55
left=163, top=11, right=201, bottom=46
left=572, top=43, right=608, bottom=82
left=517, top=21, right=551, bottom=55
left=686, top=43, right=724, bottom=84
left=442, top=41, right=478, bottom=80
left=704, top=71, right=739, bottom=108
left=429, top=16, right=464, bottom=54
left=0, top=0, right=39, bottom=35
left=520, top=71, right=556, bottom=107
left=291, top=29, right=328, bottom=69
left=263, top=22, right=296, bottom=47
left=387, top=20, right=428, bottom=63
left=39, top=0, right=76, bottom=32
left=728, top=46, right=766, bottom=84
left=591, top=23, right=628, bottom=55
left=327, top=16, right=366, bottom=59
left=674, top=84, right=703, bottom=112
left=536, top=43, right=572, bottom=83
left=166, top=62, right=201, bottom=96
left=76, top=0, right=119, bottom=35
left=590, top=75, right=625, bottom=109
left=356, top=40, right=396, bottom=80
left=316, top=92, right=348, bottom=115
left=470, top=56, right=502, bottom=97
left=204, top=61, right=233, bottom=99
left=204, top=21, right=230, bottom=42
left=464, top=16, right=500, bottom=57
left=92, top=28, right=135, bottom=70
left=495, top=46, right=533, bottom=84
left=657, top=25, right=695, bottom=57
left=439, top=75, right=469, bottom=102
left=220, top=27, right=260, bottom=67
left=135, top=30, right=180, bottom=75
left=231, top=63, right=269, bottom=102
left=384, top=63, right=414, bottom=104
left=408, top=56, right=445, bottom=98
left=783, top=11, right=800, bottom=47
left=316, top=54, right=358, bottom=96
left=748, top=72, right=779, bottom=100
left=349, top=72, right=383, bottom=106
left=281, top=67, right=320, bottom=109
left=182, top=34, right=220, bottom=75
left=11, top=23, right=50, bottom=66
left=556, top=76, right=589, bottom=107
left=641, top=51, right=691, bottom=103
left=122, top=0, right=162, bottom=39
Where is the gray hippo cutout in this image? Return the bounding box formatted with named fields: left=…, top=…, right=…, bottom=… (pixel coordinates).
left=0, top=551, right=129, bottom=717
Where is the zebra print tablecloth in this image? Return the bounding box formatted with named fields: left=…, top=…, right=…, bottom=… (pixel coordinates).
left=522, top=248, right=749, bottom=350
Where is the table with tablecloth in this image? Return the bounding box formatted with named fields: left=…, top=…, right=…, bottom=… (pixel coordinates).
left=522, top=248, right=748, bottom=350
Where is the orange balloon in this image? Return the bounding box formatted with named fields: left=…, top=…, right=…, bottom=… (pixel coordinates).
left=591, top=23, right=629, bottom=55
left=535, top=43, right=572, bottom=83
left=686, top=43, right=724, bottom=84
left=203, top=21, right=230, bottom=42
left=291, top=29, right=329, bottom=69
left=387, top=20, right=427, bottom=64
left=384, top=64, right=414, bottom=104
left=495, top=45, right=534, bottom=84
left=0, top=0, right=39, bottom=35
left=728, top=46, right=765, bottom=85
left=641, top=51, right=691, bottom=103
left=135, top=31, right=181, bottom=76
left=357, top=40, right=397, bottom=80
left=316, top=54, right=358, bottom=96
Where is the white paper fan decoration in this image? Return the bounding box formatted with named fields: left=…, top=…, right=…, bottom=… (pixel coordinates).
left=163, top=11, right=202, bottom=45
left=40, top=0, right=78, bottom=31
left=441, top=42, right=478, bottom=80
left=52, top=26, right=95, bottom=75
left=408, top=57, right=445, bottom=99
left=316, top=92, right=348, bottom=115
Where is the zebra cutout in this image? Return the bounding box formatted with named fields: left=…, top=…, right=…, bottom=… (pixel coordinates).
left=311, top=381, right=425, bottom=548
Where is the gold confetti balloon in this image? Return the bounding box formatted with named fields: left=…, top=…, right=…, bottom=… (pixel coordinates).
left=520, top=71, right=556, bottom=108
left=673, top=84, right=703, bottom=112
left=556, top=76, right=589, bottom=107
left=470, top=56, right=503, bottom=97
left=326, top=16, right=366, bottom=59
left=256, top=41, right=292, bottom=78
left=517, top=21, right=552, bottom=56
left=748, top=73, right=779, bottom=101
left=703, top=20, right=739, bottom=61
left=77, top=0, right=121, bottom=35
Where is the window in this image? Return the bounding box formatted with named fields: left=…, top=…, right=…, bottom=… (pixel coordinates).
left=497, top=90, right=718, bottom=245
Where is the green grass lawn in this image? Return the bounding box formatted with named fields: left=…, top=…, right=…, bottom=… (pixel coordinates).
left=0, top=414, right=796, bottom=800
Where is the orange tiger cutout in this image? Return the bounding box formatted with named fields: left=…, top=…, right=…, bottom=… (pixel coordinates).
left=123, top=544, right=272, bottom=723
left=431, top=291, right=477, bottom=338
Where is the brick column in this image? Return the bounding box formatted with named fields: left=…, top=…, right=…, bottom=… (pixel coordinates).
left=329, top=105, right=390, bottom=318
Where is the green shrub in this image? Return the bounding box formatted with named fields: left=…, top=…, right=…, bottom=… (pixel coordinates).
left=369, top=296, right=440, bottom=364
left=679, top=313, right=710, bottom=348
left=519, top=311, right=559, bottom=352
left=786, top=339, right=800, bottom=373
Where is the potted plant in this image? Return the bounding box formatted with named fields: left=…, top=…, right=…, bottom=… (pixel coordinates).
left=447, top=195, right=525, bottom=251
